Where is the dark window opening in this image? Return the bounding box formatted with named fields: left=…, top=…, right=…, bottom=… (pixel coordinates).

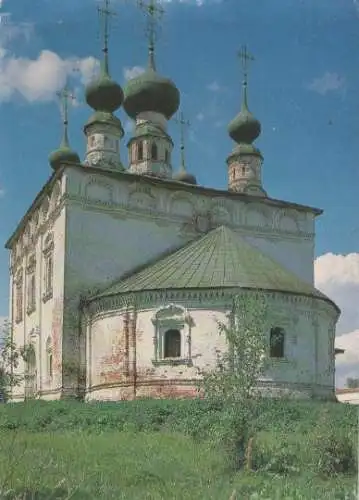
left=151, top=142, right=158, bottom=160
left=164, top=329, right=181, bottom=358
left=137, top=142, right=143, bottom=161
left=270, top=327, right=285, bottom=358
left=165, top=150, right=170, bottom=164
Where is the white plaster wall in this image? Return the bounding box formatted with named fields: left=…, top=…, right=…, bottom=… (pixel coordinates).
left=87, top=295, right=336, bottom=401
left=336, top=391, right=359, bottom=404
left=243, top=235, right=314, bottom=284
left=64, top=207, right=186, bottom=296
left=10, top=203, right=66, bottom=401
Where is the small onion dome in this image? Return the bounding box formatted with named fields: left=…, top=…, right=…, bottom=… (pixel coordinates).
left=123, top=67, right=180, bottom=120
left=49, top=145, right=80, bottom=171
left=228, top=81, right=261, bottom=144
left=228, top=107, right=261, bottom=144
left=173, top=168, right=197, bottom=185
left=85, top=60, right=123, bottom=113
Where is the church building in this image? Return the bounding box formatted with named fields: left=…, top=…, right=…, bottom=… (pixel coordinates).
left=5, top=1, right=340, bottom=402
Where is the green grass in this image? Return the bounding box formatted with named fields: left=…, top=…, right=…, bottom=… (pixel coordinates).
left=0, top=399, right=357, bottom=499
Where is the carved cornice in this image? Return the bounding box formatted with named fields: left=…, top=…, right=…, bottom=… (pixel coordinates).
left=86, top=287, right=337, bottom=326
left=61, top=191, right=315, bottom=242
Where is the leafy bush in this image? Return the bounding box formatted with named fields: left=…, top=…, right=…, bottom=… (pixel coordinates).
left=310, top=408, right=357, bottom=476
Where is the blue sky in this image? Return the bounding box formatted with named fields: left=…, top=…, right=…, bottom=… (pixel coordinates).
left=0, top=0, right=358, bottom=386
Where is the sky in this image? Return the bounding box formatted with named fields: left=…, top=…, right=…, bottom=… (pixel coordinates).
left=0, top=0, right=358, bottom=388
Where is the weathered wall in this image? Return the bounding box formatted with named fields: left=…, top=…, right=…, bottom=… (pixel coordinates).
left=9, top=180, right=66, bottom=401
left=86, top=293, right=337, bottom=401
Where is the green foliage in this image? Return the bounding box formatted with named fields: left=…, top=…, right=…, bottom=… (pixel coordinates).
left=0, top=321, right=22, bottom=403
left=346, top=377, right=359, bottom=389
left=19, top=343, right=35, bottom=364
left=0, top=427, right=356, bottom=499
left=310, top=408, right=357, bottom=476
left=199, top=291, right=270, bottom=406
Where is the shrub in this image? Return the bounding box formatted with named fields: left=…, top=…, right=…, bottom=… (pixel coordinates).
left=310, top=408, right=357, bottom=476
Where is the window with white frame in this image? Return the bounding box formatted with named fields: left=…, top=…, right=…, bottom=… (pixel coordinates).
left=26, top=254, right=36, bottom=315
left=151, top=304, right=193, bottom=365
left=43, top=233, right=54, bottom=302
left=15, top=269, right=23, bottom=323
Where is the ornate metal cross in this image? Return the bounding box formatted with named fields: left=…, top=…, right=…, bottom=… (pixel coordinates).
left=97, top=0, right=117, bottom=52
left=138, top=0, right=164, bottom=49
left=238, top=45, right=254, bottom=83
left=56, top=85, right=76, bottom=125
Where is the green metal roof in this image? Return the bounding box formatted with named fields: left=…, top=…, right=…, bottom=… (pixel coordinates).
left=92, top=226, right=334, bottom=307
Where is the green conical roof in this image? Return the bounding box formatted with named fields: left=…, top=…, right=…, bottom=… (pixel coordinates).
left=85, top=52, right=123, bottom=113
left=228, top=82, right=261, bottom=144
left=92, top=226, right=337, bottom=311
left=123, top=48, right=180, bottom=120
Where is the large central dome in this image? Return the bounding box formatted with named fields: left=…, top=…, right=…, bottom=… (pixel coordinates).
left=123, top=53, right=180, bottom=120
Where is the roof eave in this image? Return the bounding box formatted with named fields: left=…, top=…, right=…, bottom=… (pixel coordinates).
left=4, top=161, right=81, bottom=249
left=68, top=163, right=322, bottom=216
left=89, top=286, right=340, bottom=316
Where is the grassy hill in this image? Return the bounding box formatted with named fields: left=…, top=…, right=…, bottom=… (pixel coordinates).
left=0, top=398, right=357, bottom=499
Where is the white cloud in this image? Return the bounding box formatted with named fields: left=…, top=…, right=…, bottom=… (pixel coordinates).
left=334, top=330, right=359, bottom=388
left=314, top=252, right=359, bottom=388
left=207, top=81, right=221, bottom=92
left=0, top=49, right=99, bottom=103
left=315, top=253, right=359, bottom=335
left=0, top=12, right=99, bottom=103
left=123, top=66, right=145, bottom=81
left=196, top=112, right=204, bottom=121
left=307, top=72, right=345, bottom=95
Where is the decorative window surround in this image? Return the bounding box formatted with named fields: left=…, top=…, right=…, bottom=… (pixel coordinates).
left=42, top=233, right=54, bottom=303
left=15, top=269, right=23, bottom=324
left=151, top=304, right=193, bottom=366
left=26, top=254, right=36, bottom=315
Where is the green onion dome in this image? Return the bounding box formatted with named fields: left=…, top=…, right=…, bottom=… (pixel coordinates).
left=228, top=83, right=261, bottom=144
left=85, top=56, right=123, bottom=113
left=173, top=169, right=197, bottom=185
left=123, top=49, right=180, bottom=120
left=49, top=145, right=80, bottom=171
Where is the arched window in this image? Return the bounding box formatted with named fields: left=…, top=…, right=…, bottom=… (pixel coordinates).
left=242, top=166, right=246, bottom=176
left=270, top=327, right=285, bottom=358
left=164, top=329, right=181, bottom=358
left=151, top=142, right=158, bottom=160
left=137, top=142, right=143, bottom=161
left=46, top=338, right=53, bottom=380
left=165, top=150, right=170, bottom=164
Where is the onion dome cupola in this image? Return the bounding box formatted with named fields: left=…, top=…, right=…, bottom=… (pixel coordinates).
left=49, top=86, right=80, bottom=171
left=123, top=51, right=180, bottom=121
left=124, top=0, right=179, bottom=179
left=83, top=0, right=124, bottom=171
left=173, top=111, right=197, bottom=185
left=227, top=46, right=266, bottom=197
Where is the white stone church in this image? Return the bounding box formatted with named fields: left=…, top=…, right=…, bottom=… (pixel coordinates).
left=5, top=7, right=340, bottom=402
